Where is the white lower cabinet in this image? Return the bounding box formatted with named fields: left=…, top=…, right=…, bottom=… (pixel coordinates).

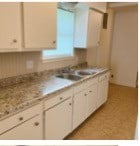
left=73, top=91, right=87, bottom=130
left=0, top=115, right=42, bottom=140
left=86, top=84, right=98, bottom=118
left=0, top=71, right=110, bottom=140
left=45, top=97, right=73, bottom=140
left=97, top=72, right=110, bottom=108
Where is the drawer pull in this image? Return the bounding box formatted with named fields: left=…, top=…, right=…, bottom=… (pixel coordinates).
left=19, top=117, right=23, bottom=121
left=89, top=91, right=92, bottom=93
left=69, top=103, right=72, bottom=106
left=84, top=94, right=87, bottom=96
left=34, top=122, right=39, bottom=126
left=13, top=39, right=17, bottom=43
left=59, top=97, right=63, bottom=100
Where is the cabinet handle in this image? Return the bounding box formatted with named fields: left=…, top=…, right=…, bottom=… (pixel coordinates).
left=53, top=40, right=56, bottom=44
left=34, top=122, right=39, bottom=126
left=59, top=97, right=63, bottom=100
left=84, top=94, right=87, bottom=96
left=89, top=90, right=92, bottom=93
left=69, top=103, right=72, bottom=106
left=13, top=39, right=17, bottom=43
left=19, top=117, right=23, bottom=121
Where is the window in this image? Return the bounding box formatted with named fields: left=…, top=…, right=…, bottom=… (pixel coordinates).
left=43, top=8, right=74, bottom=59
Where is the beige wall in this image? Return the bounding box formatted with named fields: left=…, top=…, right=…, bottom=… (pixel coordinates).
left=0, top=49, right=86, bottom=79
left=97, top=8, right=115, bottom=68
left=110, top=7, right=138, bottom=87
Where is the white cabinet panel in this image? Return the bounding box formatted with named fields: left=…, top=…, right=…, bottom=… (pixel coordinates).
left=86, top=10, right=103, bottom=66
left=0, top=115, right=43, bottom=140
left=86, top=84, right=98, bottom=117
left=97, top=72, right=109, bottom=108
left=73, top=91, right=87, bottom=130
left=74, top=5, right=89, bottom=48
left=88, top=9, right=103, bottom=48
left=0, top=3, right=21, bottom=51
left=23, top=3, right=57, bottom=49
left=45, top=98, right=72, bottom=140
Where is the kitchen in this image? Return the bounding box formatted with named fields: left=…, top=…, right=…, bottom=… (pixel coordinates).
left=0, top=2, right=138, bottom=140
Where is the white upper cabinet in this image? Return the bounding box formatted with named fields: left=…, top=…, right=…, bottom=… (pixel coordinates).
left=0, top=3, right=21, bottom=52
left=87, top=9, right=103, bottom=48
left=0, top=2, right=57, bottom=52
left=74, top=5, right=89, bottom=48
left=23, top=3, right=57, bottom=49
left=74, top=3, right=103, bottom=49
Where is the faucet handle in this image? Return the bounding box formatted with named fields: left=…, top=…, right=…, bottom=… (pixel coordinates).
left=61, top=65, right=73, bottom=73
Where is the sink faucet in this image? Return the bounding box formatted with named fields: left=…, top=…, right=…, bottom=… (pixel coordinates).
left=61, top=65, right=73, bottom=73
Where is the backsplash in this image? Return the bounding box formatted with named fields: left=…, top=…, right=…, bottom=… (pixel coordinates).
left=0, top=49, right=86, bottom=79
left=0, top=62, right=87, bottom=88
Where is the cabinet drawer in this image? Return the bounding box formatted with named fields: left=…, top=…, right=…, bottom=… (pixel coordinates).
left=87, top=77, right=98, bottom=86
left=44, top=88, right=73, bottom=110
left=0, top=114, right=42, bottom=140
left=99, top=72, right=110, bottom=82
left=0, top=104, right=42, bottom=135
left=74, top=81, right=88, bottom=94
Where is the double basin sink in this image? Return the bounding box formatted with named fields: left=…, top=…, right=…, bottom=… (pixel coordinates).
left=56, top=69, right=97, bottom=81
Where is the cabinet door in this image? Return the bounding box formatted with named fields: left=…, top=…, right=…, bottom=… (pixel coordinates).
left=45, top=98, right=72, bottom=140
left=74, top=6, right=103, bottom=50
left=73, top=91, right=87, bottom=130
left=74, top=4, right=89, bottom=48
left=0, top=115, right=43, bottom=140
left=0, top=3, right=21, bottom=51
left=88, top=9, right=103, bottom=48
left=23, top=3, right=57, bottom=49
left=87, top=9, right=103, bottom=66
left=97, top=78, right=109, bottom=108
left=86, top=84, right=98, bottom=118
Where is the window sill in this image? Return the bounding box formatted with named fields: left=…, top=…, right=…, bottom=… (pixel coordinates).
left=42, top=55, right=75, bottom=63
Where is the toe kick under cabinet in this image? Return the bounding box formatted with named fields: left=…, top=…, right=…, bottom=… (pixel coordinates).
left=0, top=71, right=110, bottom=140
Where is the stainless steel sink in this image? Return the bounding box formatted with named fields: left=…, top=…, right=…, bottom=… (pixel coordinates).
left=56, top=74, right=82, bottom=81
left=77, top=70, right=97, bottom=76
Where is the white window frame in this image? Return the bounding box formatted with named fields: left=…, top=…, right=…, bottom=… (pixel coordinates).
left=42, top=53, right=75, bottom=63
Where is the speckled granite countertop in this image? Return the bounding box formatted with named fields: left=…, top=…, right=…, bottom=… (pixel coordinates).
left=0, top=66, right=109, bottom=121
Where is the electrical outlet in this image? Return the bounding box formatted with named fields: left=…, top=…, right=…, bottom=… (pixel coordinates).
left=26, top=60, right=34, bottom=69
